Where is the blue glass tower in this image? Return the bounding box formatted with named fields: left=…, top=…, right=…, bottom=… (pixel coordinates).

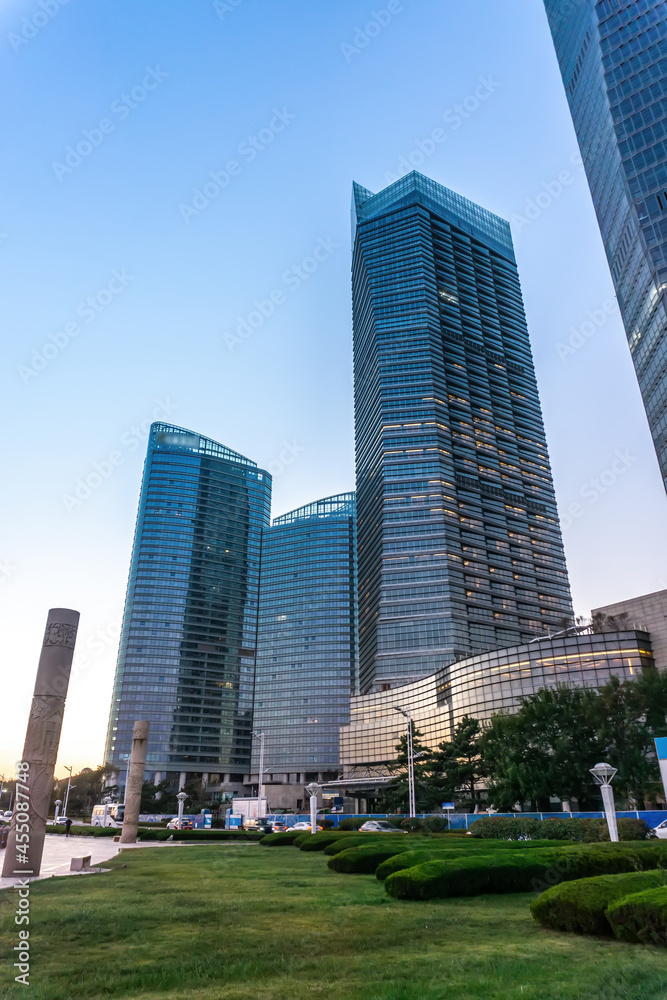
left=251, top=494, right=358, bottom=780
left=544, top=0, right=667, bottom=491
left=104, top=423, right=271, bottom=785
left=352, top=172, right=573, bottom=693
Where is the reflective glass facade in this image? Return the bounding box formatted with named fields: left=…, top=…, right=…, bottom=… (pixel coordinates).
left=104, top=422, right=271, bottom=779
left=352, top=171, right=573, bottom=694
left=251, top=494, right=358, bottom=774
left=341, top=630, right=654, bottom=766
left=544, top=0, right=667, bottom=490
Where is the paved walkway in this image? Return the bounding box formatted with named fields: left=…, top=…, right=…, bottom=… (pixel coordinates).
left=0, top=834, right=217, bottom=890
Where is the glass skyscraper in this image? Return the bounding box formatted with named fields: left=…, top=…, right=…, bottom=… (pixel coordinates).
left=352, top=171, right=573, bottom=694
left=251, top=494, right=358, bottom=781
left=544, top=0, right=667, bottom=491
left=104, top=422, right=271, bottom=787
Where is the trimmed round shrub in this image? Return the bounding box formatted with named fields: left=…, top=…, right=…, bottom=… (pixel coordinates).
left=376, top=850, right=436, bottom=880
left=531, top=869, right=667, bottom=935
left=323, top=835, right=370, bottom=855
left=327, top=842, right=411, bottom=874
left=298, top=832, right=345, bottom=852
left=384, top=843, right=667, bottom=901
left=260, top=831, right=302, bottom=846
left=606, top=885, right=667, bottom=945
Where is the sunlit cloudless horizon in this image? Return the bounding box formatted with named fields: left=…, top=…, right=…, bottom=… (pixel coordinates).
left=2, top=0, right=666, bottom=779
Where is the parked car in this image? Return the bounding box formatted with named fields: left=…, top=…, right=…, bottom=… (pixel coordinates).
left=358, top=820, right=407, bottom=833
left=55, top=816, right=71, bottom=826
left=653, top=819, right=667, bottom=839
left=244, top=818, right=272, bottom=833
left=290, top=821, right=323, bottom=831
left=166, top=818, right=193, bottom=830
left=2, top=811, right=12, bottom=822
left=271, top=821, right=287, bottom=832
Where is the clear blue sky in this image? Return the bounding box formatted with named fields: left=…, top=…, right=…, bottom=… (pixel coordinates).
left=2, top=0, right=666, bottom=777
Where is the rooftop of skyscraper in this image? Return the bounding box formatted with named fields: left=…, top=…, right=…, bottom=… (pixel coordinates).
left=352, top=171, right=514, bottom=260
left=151, top=422, right=259, bottom=468
left=272, top=492, right=356, bottom=525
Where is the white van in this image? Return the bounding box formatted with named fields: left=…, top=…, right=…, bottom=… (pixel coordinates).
left=91, top=803, right=125, bottom=827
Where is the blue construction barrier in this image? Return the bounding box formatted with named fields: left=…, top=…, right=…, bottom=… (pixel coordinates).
left=266, top=810, right=667, bottom=830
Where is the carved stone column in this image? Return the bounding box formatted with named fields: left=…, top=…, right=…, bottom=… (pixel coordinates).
left=119, top=720, right=149, bottom=844
left=2, top=608, right=80, bottom=878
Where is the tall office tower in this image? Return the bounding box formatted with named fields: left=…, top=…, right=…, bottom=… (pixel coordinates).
left=105, top=423, right=271, bottom=791
left=544, top=0, right=667, bottom=491
left=251, top=494, right=358, bottom=791
left=352, top=171, right=573, bottom=693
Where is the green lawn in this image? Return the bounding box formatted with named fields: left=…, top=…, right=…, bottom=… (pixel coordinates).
left=2, top=842, right=667, bottom=1000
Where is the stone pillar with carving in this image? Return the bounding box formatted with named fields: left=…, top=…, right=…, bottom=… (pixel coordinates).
left=2, top=608, right=80, bottom=878
left=119, top=720, right=149, bottom=844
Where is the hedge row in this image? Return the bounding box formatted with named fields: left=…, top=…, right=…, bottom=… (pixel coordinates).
left=259, top=831, right=302, bottom=846
left=606, top=886, right=667, bottom=945
left=531, top=870, right=667, bottom=935
left=328, top=842, right=412, bottom=874
left=468, top=816, right=652, bottom=842
left=384, top=843, right=667, bottom=901
left=136, top=828, right=263, bottom=842
left=297, top=832, right=346, bottom=852
left=46, top=825, right=117, bottom=838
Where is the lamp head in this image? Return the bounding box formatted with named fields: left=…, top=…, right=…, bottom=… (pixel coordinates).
left=590, top=762, right=617, bottom=786
left=177, top=791, right=188, bottom=803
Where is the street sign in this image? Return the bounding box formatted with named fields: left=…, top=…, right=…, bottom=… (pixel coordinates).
left=442, top=802, right=455, bottom=810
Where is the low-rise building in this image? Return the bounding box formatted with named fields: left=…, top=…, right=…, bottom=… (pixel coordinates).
left=340, top=630, right=653, bottom=767
left=592, top=590, right=667, bottom=672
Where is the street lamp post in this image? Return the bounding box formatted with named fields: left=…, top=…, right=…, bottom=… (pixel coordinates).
left=63, top=765, right=73, bottom=817
left=253, top=731, right=265, bottom=819
left=394, top=706, right=416, bottom=818
left=590, top=762, right=619, bottom=842
left=306, top=782, right=320, bottom=834
left=121, top=754, right=131, bottom=805
left=176, top=791, right=187, bottom=831
left=54, top=799, right=62, bottom=823
left=102, top=795, right=112, bottom=828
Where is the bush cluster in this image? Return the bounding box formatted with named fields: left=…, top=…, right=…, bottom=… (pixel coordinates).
left=531, top=870, right=667, bottom=935
left=337, top=818, right=367, bottom=831
left=384, top=843, right=667, bottom=901
left=468, top=816, right=652, bottom=842
left=336, top=817, right=404, bottom=831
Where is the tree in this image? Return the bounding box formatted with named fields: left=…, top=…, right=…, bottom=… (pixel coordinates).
left=594, top=674, right=666, bottom=806
left=50, top=765, right=117, bottom=818
left=482, top=686, right=604, bottom=810
left=381, top=726, right=434, bottom=814
left=429, top=716, right=486, bottom=810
